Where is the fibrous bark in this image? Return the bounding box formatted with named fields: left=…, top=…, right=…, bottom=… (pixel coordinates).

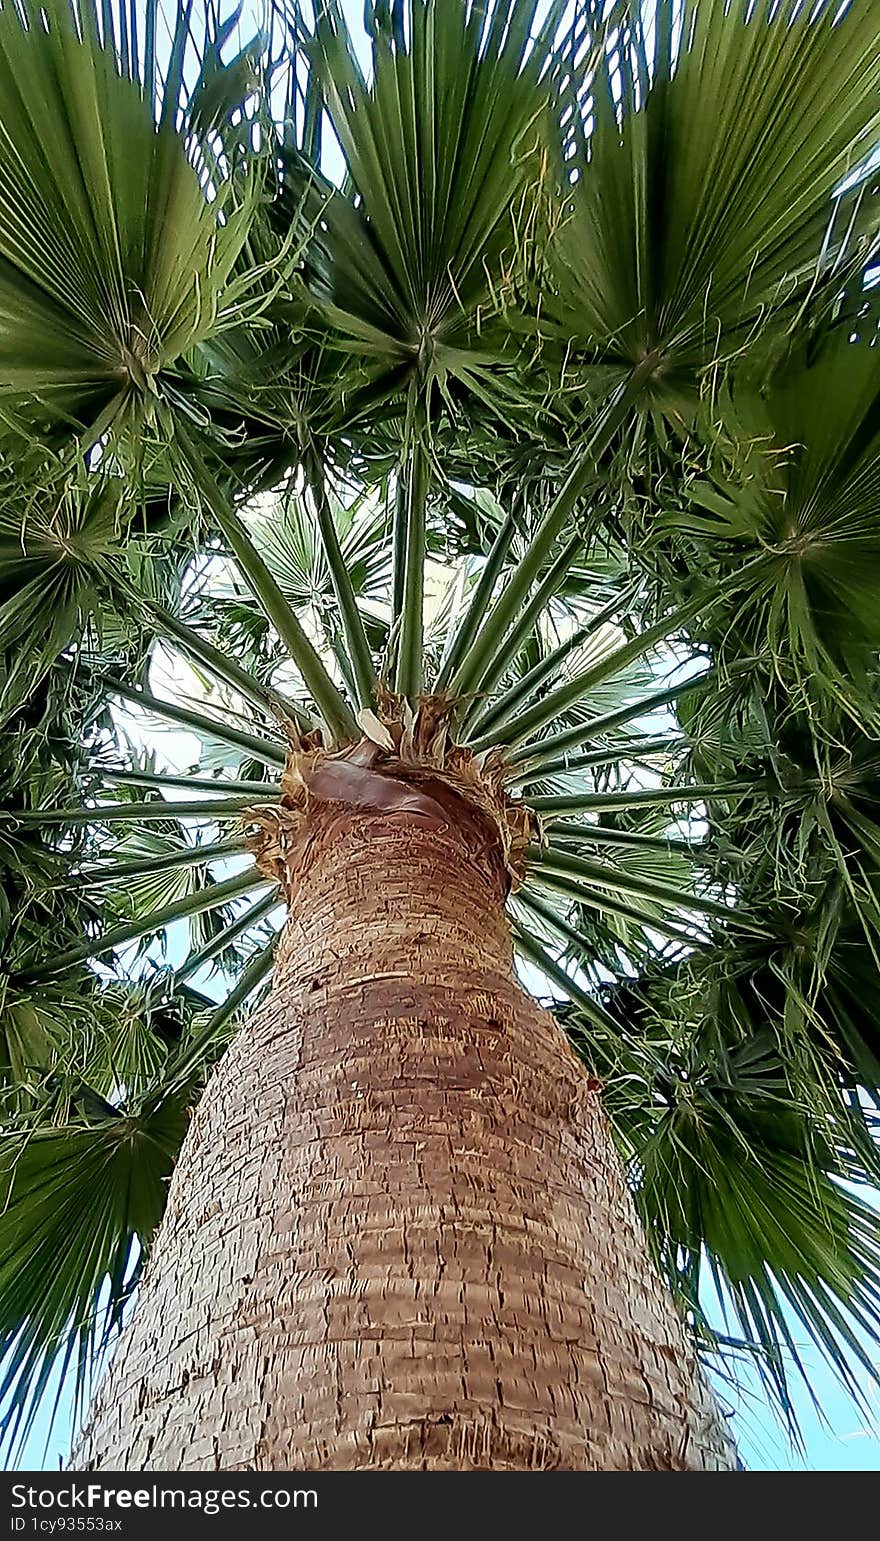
left=74, top=742, right=736, bottom=1471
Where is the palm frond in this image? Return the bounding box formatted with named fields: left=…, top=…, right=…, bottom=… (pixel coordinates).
left=0, top=1086, right=193, bottom=1461
left=0, top=0, right=256, bottom=438
left=550, top=0, right=880, bottom=385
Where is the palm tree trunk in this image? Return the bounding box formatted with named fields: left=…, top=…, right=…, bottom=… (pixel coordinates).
left=74, top=781, right=736, bottom=1471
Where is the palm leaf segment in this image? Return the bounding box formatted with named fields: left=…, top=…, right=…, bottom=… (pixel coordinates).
left=2, top=0, right=880, bottom=1457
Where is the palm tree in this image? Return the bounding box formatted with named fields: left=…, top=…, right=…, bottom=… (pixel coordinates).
left=2, top=0, right=880, bottom=1471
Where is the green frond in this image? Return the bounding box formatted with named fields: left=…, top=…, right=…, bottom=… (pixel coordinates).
left=523, top=866, right=703, bottom=949
left=469, top=591, right=709, bottom=750
left=76, top=833, right=247, bottom=888
left=183, top=455, right=356, bottom=742
left=525, top=840, right=735, bottom=925
left=104, top=768, right=276, bottom=798
left=636, top=1043, right=880, bottom=1424
left=152, top=604, right=307, bottom=727
left=16, top=866, right=272, bottom=982
left=447, top=372, right=650, bottom=707
left=508, top=672, right=712, bottom=779
left=0, top=0, right=255, bottom=437
left=511, top=913, right=622, bottom=1040
left=393, top=433, right=429, bottom=700
left=302, top=449, right=378, bottom=708
left=668, top=318, right=880, bottom=715
left=434, top=504, right=515, bottom=689
left=550, top=0, right=880, bottom=385
left=102, top=675, right=287, bottom=769
left=0, top=1086, right=193, bottom=1461
left=4, top=798, right=257, bottom=829
left=466, top=582, right=640, bottom=742
left=174, top=892, right=281, bottom=986
left=528, top=781, right=760, bottom=820
left=309, top=0, right=558, bottom=383
left=454, top=534, right=583, bottom=722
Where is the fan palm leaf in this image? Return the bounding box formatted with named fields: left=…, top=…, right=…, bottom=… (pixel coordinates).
left=549, top=0, right=880, bottom=386
left=0, top=0, right=258, bottom=441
